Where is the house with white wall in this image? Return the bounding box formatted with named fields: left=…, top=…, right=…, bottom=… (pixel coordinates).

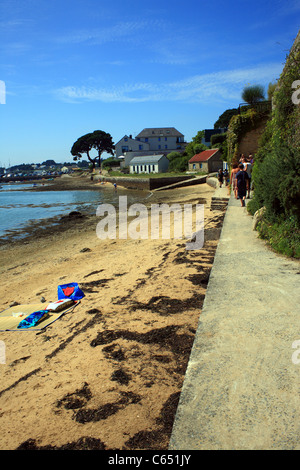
left=115, top=128, right=186, bottom=166
left=129, top=155, right=169, bottom=174
left=135, top=127, right=186, bottom=152
left=115, top=134, right=150, bottom=159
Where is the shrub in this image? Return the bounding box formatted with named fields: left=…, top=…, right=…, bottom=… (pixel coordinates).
left=242, top=85, right=265, bottom=105
left=251, top=145, right=300, bottom=224
left=211, top=133, right=227, bottom=146
left=257, top=216, right=300, bottom=258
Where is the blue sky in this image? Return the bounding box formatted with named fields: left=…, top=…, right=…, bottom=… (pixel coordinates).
left=1, top=0, right=299, bottom=166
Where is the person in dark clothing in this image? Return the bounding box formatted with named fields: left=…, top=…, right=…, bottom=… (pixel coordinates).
left=217, top=169, right=224, bottom=188
left=236, top=163, right=249, bottom=206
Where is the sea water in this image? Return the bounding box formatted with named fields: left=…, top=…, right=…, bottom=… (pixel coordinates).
left=0, top=182, right=148, bottom=241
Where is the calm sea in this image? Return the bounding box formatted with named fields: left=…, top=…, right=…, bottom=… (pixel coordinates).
left=0, top=182, right=148, bottom=241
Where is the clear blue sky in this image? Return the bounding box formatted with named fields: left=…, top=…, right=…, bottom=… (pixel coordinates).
left=1, top=0, right=299, bottom=166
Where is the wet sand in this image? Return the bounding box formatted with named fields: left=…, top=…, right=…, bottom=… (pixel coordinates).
left=0, top=176, right=226, bottom=450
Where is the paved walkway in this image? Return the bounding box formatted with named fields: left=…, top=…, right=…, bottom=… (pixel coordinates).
left=169, top=187, right=300, bottom=450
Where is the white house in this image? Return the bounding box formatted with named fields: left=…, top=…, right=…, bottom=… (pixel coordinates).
left=129, top=155, right=169, bottom=174
left=115, top=128, right=186, bottom=166
left=135, top=127, right=186, bottom=152
left=115, top=134, right=150, bottom=159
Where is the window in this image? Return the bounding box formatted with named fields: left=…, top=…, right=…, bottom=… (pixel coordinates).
left=165, top=145, right=168, bottom=149
left=122, top=146, right=128, bottom=152
left=158, top=145, right=161, bottom=149
left=145, top=138, right=148, bottom=142
left=139, top=145, right=143, bottom=150
left=152, top=165, right=155, bottom=171
left=124, top=137, right=128, bottom=142
left=158, top=137, right=161, bottom=141
left=193, top=164, right=196, bottom=170
left=165, top=137, right=167, bottom=141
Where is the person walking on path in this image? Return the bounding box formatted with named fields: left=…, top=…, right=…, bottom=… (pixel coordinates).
left=236, top=163, right=250, bottom=206
left=217, top=169, right=224, bottom=188
left=242, top=157, right=252, bottom=198
left=230, top=163, right=239, bottom=199
left=223, top=168, right=229, bottom=186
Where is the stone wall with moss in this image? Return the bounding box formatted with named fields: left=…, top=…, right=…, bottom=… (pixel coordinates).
left=246, top=31, right=300, bottom=258
left=236, top=118, right=269, bottom=156
left=269, top=30, right=300, bottom=153
left=227, top=108, right=270, bottom=164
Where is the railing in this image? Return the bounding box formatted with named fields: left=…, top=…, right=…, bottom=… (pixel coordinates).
left=238, top=101, right=272, bottom=115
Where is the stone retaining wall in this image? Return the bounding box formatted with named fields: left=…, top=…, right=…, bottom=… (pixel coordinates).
left=96, top=175, right=195, bottom=191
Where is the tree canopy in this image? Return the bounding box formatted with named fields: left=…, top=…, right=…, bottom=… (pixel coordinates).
left=214, top=108, right=239, bottom=129
left=71, top=130, right=115, bottom=169
left=184, top=130, right=208, bottom=158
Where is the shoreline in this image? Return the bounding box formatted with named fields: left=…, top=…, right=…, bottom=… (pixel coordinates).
left=0, top=177, right=149, bottom=246
left=0, top=182, right=226, bottom=450
left=0, top=175, right=207, bottom=248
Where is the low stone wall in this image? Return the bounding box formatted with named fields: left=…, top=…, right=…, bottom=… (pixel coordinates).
left=96, top=175, right=195, bottom=191
left=154, top=175, right=207, bottom=191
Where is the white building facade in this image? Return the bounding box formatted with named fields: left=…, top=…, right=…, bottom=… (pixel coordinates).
left=129, top=155, right=169, bottom=174
left=115, top=128, right=186, bottom=166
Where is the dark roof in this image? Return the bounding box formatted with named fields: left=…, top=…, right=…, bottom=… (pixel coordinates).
left=189, top=149, right=220, bottom=163
left=115, top=134, right=136, bottom=145
left=135, top=127, right=184, bottom=138
left=129, top=154, right=166, bottom=164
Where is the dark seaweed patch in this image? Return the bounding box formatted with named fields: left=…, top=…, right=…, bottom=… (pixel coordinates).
left=90, top=325, right=194, bottom=358
left=86, top=308, right=102, bottom=314
left=124, top=391, right=181, bottom=450
left=75, top=403, right=120, bottom=423
left=9, top=356, right=31, bottom=367
left=103, top=343, right=126, bottom=361
left=124, top=430, right=165, bottom=450
left=84, top=270, right=104, bottom=278
left=186, top=273, right=210, bottom=286
left=129, top=292, right=205, bottom=315
left=111, top=368, right=131, bottom=386
left=156, top=392, right=181, bottom=433
left=56, top=382, right=92, bottom=410
left=16, top=436, right=106, bottom=450
left=80, top=278, right=114, bottom=292
left=73, top=390, right=141, bottom=424
left=0, top=368, right=42, bottom=398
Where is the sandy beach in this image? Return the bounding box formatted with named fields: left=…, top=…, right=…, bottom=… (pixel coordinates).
left=0, top=176, right=225, bottom=450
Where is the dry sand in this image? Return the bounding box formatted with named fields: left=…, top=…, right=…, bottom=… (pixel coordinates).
left=0, top=177, right=225, bottom=450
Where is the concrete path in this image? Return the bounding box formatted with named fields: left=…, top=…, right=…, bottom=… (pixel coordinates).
left=169, top=187, right=300, bottom=450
